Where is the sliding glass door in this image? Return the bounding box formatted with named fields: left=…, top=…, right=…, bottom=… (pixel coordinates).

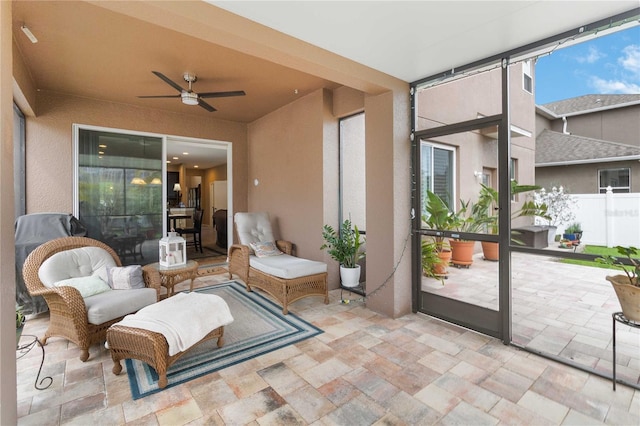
left=75, top=126, right=163, bottom=264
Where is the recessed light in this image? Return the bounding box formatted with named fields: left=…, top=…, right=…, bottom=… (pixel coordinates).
left=173, top=156, right=179, bottom=160
left=194, top=165, right=199, bottom=168
left=182, top=152, right=189, bottom=155
left=166, top=160, right=171, bottom=164
left=98, top=144, right=107, bottom=148
left=98, top=151, right=104, bottom=155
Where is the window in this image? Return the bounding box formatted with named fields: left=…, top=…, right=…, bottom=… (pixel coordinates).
left=599, top=168, right=630, bottom=193
left=339, top=113, right=366, bottom=232
left=75, top=127, right=164, bottom=264
left=421, top=141, right=455, bottom=210
left=522, top=60, right=533, bottom=94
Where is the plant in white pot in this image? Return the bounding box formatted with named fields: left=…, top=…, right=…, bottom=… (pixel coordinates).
left=321, top=219, right=365, bottom=288
left=596, top=246, right=640, bottom=321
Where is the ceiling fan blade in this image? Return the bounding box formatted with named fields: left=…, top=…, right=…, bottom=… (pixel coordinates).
left=152, top=71, right=184, bottom=92
left=137, top=95, right=181, bottom=98
left=198, top=90, right=246, bottom=99
left=198, top=99, right=217, bottom=112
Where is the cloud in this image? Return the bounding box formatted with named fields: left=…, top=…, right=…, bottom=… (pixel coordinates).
left=575, top=45, right=604, bottom=64
left=618, top=44, right=640, bottom=76
left=589, top=76, right=640, bottom=94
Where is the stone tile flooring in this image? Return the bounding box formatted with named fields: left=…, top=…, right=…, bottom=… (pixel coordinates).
left=17, top=272, right=640, bottom=425
left=422, top=250, right=640, bottom=387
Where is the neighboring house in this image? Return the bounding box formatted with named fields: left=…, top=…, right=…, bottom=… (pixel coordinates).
left=535, top=94, right=640, bottom=193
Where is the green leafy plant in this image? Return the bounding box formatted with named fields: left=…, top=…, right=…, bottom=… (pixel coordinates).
left=421, top=239, right=445, bottom=284
left=422, top=191, right=456, bottom=251
left=454, top=182, right=550, bottom=237
left=595, top=246, right=640, bottom=287
left=321, top=219, right=365, bottom=268
left=565, top=222, right=582, bottom=234
left=16, top=304, right=25, bottom=329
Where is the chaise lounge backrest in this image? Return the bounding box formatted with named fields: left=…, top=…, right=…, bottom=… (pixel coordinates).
left=235, top=211, right=276, bottom=247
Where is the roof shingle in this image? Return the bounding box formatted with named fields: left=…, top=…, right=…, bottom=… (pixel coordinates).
left=536, top=129, right=640, bottom=165
left=541, top=94, right=640, bottom=116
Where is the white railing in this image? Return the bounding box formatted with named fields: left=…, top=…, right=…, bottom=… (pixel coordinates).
left=556, top=190, right=640, bottom=247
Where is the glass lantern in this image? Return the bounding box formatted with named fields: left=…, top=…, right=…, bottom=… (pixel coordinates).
left=159, top=232, right=187, bottom=267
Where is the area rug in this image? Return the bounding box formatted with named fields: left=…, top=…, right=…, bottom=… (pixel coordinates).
left=125, top=281, right=323, bottom=399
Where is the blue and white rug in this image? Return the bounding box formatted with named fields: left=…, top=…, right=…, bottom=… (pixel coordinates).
left=125, top=281, right=323, bottom=399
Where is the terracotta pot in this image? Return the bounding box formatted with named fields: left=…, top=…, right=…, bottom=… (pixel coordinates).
left=434, top=250, right=451, bottom=276
left=481, top=241, right=499, bottom=261
left=606, top=275, right=640, bottom=322
left=450, top=240, right=475, bottom=267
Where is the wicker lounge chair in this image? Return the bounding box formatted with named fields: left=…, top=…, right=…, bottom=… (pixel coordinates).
left=22, top=236, right=161, bottom=361
left=228, top=212, right=328, bottom=314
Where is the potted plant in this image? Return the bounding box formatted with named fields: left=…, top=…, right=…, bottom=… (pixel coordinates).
left=16, top=304, right=26, bottom=347
left=449, top=199, right=485, bottom=267
left=563, top=222, right=582, bottom=241
left=422, top=191, right=456, bottom=276
left=421, top=239, right=445, bottom=284
left=596, top=246, right=640, bottom=321
left=475, top=182, right=550, bottom=261
left=321, top=218, right=365, bottom=288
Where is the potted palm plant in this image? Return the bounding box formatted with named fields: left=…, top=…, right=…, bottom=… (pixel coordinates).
left=596, top=246, right=640, bottom=321
left=422, top=191, right=456, bottom=276
left=422, top=239, right=445, bottom=284
left=321, top=218, right=365, bottom=288
left=475, top=182, right=549, bottom=261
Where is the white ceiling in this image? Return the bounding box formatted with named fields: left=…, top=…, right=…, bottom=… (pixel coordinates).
left=212, top=1, right=639, bottom=83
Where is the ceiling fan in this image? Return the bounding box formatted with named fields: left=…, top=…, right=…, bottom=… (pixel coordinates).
left=138, top=71, right=246, bottom=112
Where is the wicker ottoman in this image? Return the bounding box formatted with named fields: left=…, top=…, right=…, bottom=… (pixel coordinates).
left=106, top=293, right=232, bottom=389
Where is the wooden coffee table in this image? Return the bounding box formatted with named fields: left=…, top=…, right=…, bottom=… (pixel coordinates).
left=148, top=260, right=199, bottom=298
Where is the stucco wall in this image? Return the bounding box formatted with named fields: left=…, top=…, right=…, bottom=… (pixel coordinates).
left=26, top=91, right=248, bottom=215
left=563, top=105, right=640, bottom=146
left=246, top=89, right=330, bottom=267
left=537, top=160, right=640, bottom=194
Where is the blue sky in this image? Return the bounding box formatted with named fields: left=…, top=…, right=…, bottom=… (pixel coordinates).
left=535, top=26, right=640, bottom=105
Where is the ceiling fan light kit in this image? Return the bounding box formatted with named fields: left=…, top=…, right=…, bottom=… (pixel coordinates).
left=181, top=92, right=199, bottom=106
left=138, top=71, right=246, bottom=112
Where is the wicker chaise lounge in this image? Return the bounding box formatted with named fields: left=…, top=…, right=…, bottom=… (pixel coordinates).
left=22, top=236, right=161, bottom=361
left=228, top=212, right=328, bottom=314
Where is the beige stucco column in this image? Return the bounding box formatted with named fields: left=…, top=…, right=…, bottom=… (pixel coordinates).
left=363, top=89, right=412, bottom=318
left=0, top=0, right=17, bottom=423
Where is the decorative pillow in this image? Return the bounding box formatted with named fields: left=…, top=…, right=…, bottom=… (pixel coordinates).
left=53, top=276, right=111, bottom=298
left=107, top=265, right=145, bottom=290
left=249, top=241, right=283, bottom=258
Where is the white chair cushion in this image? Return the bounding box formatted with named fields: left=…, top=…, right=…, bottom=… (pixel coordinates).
left=84, top=287, right=157, bottom=325
left=250, top=254, right=327, bottom=279
left=235, top=212, right=276, bottom=247
left=39, top=247, right=117, bottom=287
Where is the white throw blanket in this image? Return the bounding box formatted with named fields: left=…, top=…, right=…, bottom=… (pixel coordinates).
left=117, top=292, right=234, bottom=356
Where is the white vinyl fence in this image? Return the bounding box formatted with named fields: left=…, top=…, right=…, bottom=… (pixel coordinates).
left=557, top=191, right=640, bottom=247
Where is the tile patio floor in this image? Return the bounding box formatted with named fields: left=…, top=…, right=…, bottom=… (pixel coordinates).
left=17, top=266, right=640, bottom=425
left=422, top=250, right=640, bottom=387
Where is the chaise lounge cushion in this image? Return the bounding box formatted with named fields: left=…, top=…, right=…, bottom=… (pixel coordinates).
left=249, top=254, right=327, bottom=280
